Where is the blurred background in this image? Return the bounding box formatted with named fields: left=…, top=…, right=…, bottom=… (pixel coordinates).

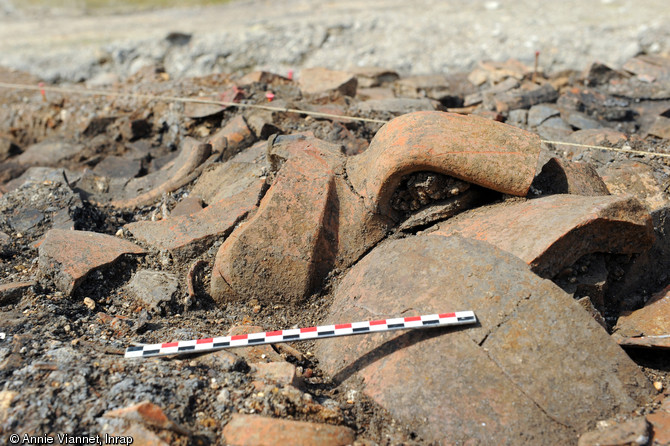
left=1, top=0, right=669, bottom=84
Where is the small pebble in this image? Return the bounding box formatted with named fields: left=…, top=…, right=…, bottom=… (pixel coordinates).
left=217, top=388, right=230, bottom=404
left=654, top=381, right=663, bottom=392
left=83, top=297, right=96, bottom=310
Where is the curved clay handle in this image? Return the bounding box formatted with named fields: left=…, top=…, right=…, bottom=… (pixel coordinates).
left=346, top=111, right=542, bottom=217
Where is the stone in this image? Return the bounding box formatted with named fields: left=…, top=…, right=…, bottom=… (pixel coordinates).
left=578, top=417, right=651, bottom=446
left=394, top=74, right=451, bottom=100
left=0, top=281, right=33, bottom=305
left=493, top=82, right=559, bottom=112
left=648, top=116, right=670, bottom=139
left=472, top=109, right=504, bottom=121
left=441, top=72, right=479, bottom=105
left=227, top=326, right=283, bottom=363
left=599, top=160, right=669, bottom=212
left=623, top=54, right=670, bottom=82
left=96, top=312, right=132, bottom=336
left=108, top=137, right=212, bottom=209
left=191, top=349, right=243, bottom=371
left=298, top=102, right=352, bottom=123
left=93, top=155, right=142, bottom=178
left=126, top=270, right=179, bottom=313
left=429, top=194, right=654, bottom=278
left=468, top=59, right=531, bottom=86
left=537, top=116, right=573, bottom=140
left=0, top=177, right=86, bottom=240
left=207, top=114, right=256, bottom=160
left=607, top=78, right=670, bottom=101
left=562, top=109, right=603, bottom=130
left=348, top=67, right=399, bottom=88
left=584, top=61, right=629, bottom=87
left=346, top=111, right=541, bottom=219
left=8, top=208, right=43, bottom=232
left=211, top=136, right=388, bottom=305
left=615, top=285, right=670, bottom=338
left=569, top=128, right=628, bottom=146
left=83, top=297, right=96, bottom=310
left=252, top=361, right=301, bottom=388
left=125, top=177, right=264, bottom=258
left=38, top=229, right=145, bottom=295
left=104, top=401, right=188, bottom=435
left=532, top=157, right=610, bottom=196
left=16, top=140, right=83, bottom=166
left=314, top=235, right=653, bottom=445
left=355, top=87, right=396, bottom=101
left=239, top=71, right=291, bottom=86
left=170, top=196, right=204, bottom=217
left=183, top=96, right=225, bottom=119
left=354, top=98, right=439, bottom=114
left=223, top=414, right=355, bottom=446
left=528, top=104, right=560, bottom=127
left=299, top=67, right=357, bottom=97
left=558, top=87, right=631, bottom=122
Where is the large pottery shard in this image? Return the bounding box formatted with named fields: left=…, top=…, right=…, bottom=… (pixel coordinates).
left=210, top=136, right=388, bottom=305
left=429, top=194, right=654, bottom=278
left=38, top=229, right=145, bottom=295
left=314, top=236, right=653, bottom=445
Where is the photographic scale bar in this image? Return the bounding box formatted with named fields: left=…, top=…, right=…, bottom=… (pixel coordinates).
left=125, top=311, right=477, bottom=358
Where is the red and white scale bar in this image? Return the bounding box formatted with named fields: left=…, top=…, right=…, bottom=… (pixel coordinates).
left=125, top=311, right=477, bottom=358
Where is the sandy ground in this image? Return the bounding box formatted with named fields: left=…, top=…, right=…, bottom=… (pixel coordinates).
left=0, top=0, right=669, bottom=82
